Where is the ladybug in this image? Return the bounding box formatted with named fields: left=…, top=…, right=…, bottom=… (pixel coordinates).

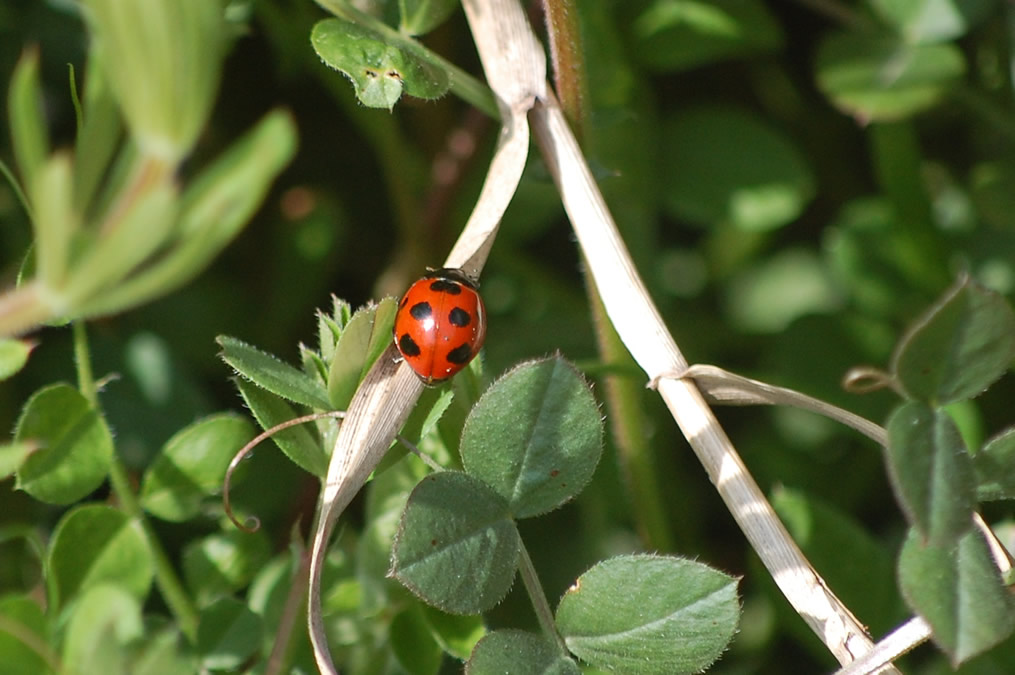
left=393, top=268, right=487, bottom=385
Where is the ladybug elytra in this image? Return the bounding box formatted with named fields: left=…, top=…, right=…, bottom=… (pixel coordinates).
left=393, top=268, right=487, bottom=385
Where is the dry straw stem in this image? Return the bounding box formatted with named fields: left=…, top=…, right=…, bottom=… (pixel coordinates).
left=305, top=1, right=545, bottom=671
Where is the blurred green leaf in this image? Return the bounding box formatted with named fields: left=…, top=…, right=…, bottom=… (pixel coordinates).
left=196, top=596, right=263, bottom=671
left=399, top=0, right=459, bottom=36
left=898, top=526, right=1015, bottom=665
left=971, top=161, right=1015, bottom=231
left=0, top=442, right=34, bottom=480
left=724, top=248, right=840, bottom=333
left=555, top=554, right=740, bottom=675
left=14, top=384, right=114, bottom=505
left=182, top=530, right=272, bottom=605
left=218, top=335, right=332, bottom=410
left=0, top=595, right=50, bottom=675
left=631, top=0, right=782, bottom=72
left=892, top=278, right=1015, bottom=405
left=390, top=606, right=443, bottom=675
left=421, top=605, right=486, bottom=660
left=235, top=378, right=328, bottom=477
left=61, top=584, right=143, bottom=675
left=466, top=630, right=580, bottom=675
left=81, top=0, right=227, bottom=161
left=460, top=357, right=603, bottom=519
left=311, top=18, right=450, bottom=109
left=7, top=47, right=49, bottom=195
left=72, top=53, right=123, bottom=217
left=869, top=0, right=996, bottom=44
left=973, top=426, right=1015, bottom=501
left=0, top=338, right=32, bottom=380
left=391, top=471, right=520, bottom=614
left=48, top=504, right=154, bottom=609
left=139, top=414, right=256, bottom=522
left=75, top=110, right=297, bottom=317
left=661, top=105, right=814, bottom=231
left=30, top=154, right=76, bottom=291
left=815, top=31, right=965, bottom=121
left=885, top=401, right=976, bottom=546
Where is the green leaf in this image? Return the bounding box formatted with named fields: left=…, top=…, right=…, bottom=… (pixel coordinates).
left=898, top=526, right=1015, bottom=665
left=391, top=471, right=520, bottom=614
left=61, top=584, right=143, bottom=675
left=400, top=0, right=460, bottom=36
left=129, top=624, right=196, bottom=675
left=14, top=384, right=114, bottom=505
left=196, top=596, right=263, bottom=671
left=218, top=335, right=332, bottom=410
left=328, top=298, right=397, bottom=410
left=139, top=414, right=256, bottom=521
left=81, top=0, right=227, bottom=161
left=182, top=530, right=272, bottom=605
left=7, top=48, right=49, bottom=194
left=869, top=0, right=996, bottom=44
left=885, top=401, right=976, bottom=546
left=311, top=18, right=450, bottom=110
left=235, top=378, right=328, bottom=477
left=75, top=110, right=297, bottom=317
left=0, top=594, right=50, bottom=675
left=661, top=105, right=814, bottom=231
left=892, top=278, right=1015, bottom=405
left=390, top=606, right=443, bottom=675
left=461, top=357, right=603, bottom=519
left=0, top=338, right=33, bottom=380
left=421, top=605, right=486, bottom=660
left=555, top=554, right=740, bottom=675
left=48, top=505, right=154, bottom=609
left=631, top=0, right=782, bottom=72
left=466, top=630, right=580, bottom=675
left=815, top=31, right=965, bottom=121
left=973, top=426, right=1015, bottom=501
left=72, top=53, right=122, bottom=217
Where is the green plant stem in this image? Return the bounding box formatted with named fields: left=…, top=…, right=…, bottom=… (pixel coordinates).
left=73, top=321, right=200, bottom=642
left=517, top=539, right=568, bottom=656
left=542, top=0, right=587, bottom=139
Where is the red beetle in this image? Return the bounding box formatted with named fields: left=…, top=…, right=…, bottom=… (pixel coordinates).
left=393, top=268, right=487, bottom=385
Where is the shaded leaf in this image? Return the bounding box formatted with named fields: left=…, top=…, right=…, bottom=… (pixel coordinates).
left=235, top=378, right=328, bottom=477
left=0, top=595, right=49, bottom=675
left=390, top=606, right=443, bottom=675
left=631, top=0, right=782, bottom=72
left=311, top=17, right=450, bottom=109
left=61, top=584, right=143, bottom=675
left=898, top=526, right=1015, bottom=665
left=421, top=605, right=486, bottom=660
left=182, top=530, right=272, bottom=605
left=400, top=0, right=460, bottom=36
left=555, top=554, right=740, bottom=675
left=196, top=596, right=263, bottom=671
left=973, top=426, right=1015, bottom=501
left=661, top=105, right=814, bottom=231
left=466, top=630, right=579, bottom=675
left=461, top=357, right=603, bottom=519
left=14, top=384, right=113, bottom=505
left=48, top=505, right=154, bottom=609
left=816, top=31, right=965, bottom=121
left=892, top=277, right=1015, bottom=405
left=885, top=401, right=976, bottom=546
left=391, top=471, right=520, bottom=614
left=139, top=413, right=256, bottom=521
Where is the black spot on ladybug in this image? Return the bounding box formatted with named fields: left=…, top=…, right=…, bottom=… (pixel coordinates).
left=429, top=279, right=462, bottom=294
left=398, top=334, right=421, bottom=357
left=446, top=343, right=473, bottom=364
left=448, top=307, right=471, bottom=327
left=409, top=301, right=432, bottom=321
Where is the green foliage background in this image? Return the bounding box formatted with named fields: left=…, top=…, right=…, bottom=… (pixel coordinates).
left=2, top=0, right=1015, bottom=672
